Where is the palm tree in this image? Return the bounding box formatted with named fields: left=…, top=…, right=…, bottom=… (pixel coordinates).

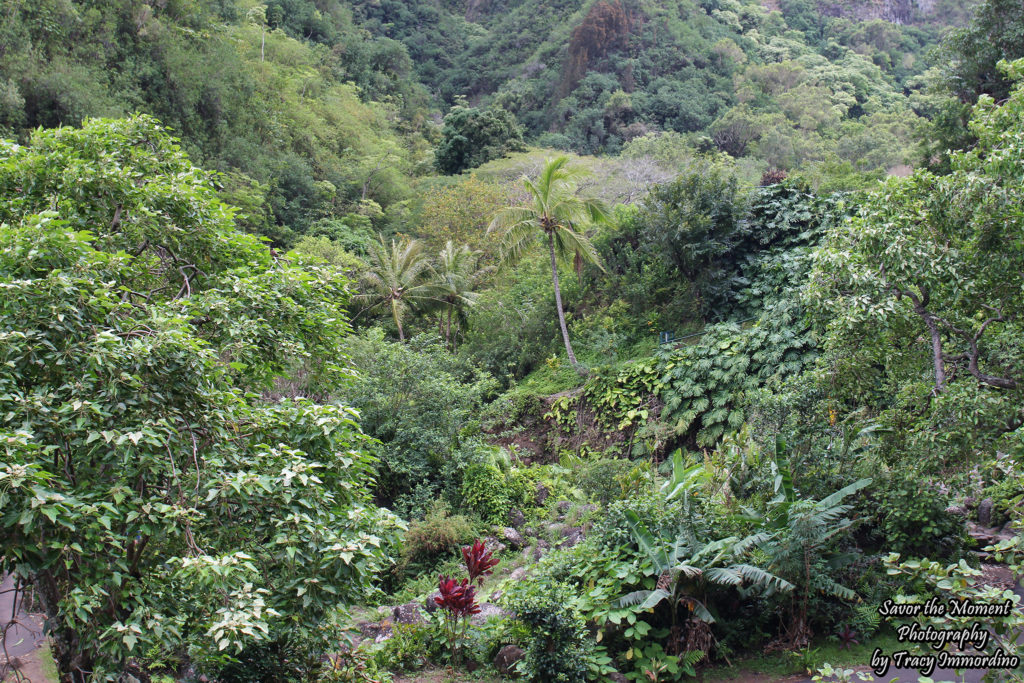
left=357, top=236, right=437, bottom=342
left=433, top=241, right=488, bottom=352
left=487, top=156, right=608, bottom=368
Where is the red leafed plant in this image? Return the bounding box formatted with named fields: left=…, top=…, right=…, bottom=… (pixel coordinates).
left=462, top=540, right=499, bottom=585
left=433, top=540, right=499, bottom=667
left=435, top=575, right=481, bottom=617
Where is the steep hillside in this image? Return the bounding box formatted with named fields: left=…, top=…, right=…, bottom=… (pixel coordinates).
left=0, top=0, right=434, bottom=243
left=351, top=0, right=967, bottom=173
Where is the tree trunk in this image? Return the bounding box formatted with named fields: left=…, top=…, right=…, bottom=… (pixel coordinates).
left=35, top=569, right=91, bottom=682
left=900, top=285, right=945, bottom=391
left=548, top=232, right=578, bottom=367
left=921, top=310, right=946, bottom=391
left=392, top=299, right=405, bottom=342
left=446, top=306, right=453, bottom=351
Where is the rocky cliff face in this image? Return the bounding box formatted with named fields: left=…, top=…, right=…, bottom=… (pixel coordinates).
left=814, top=0, right=943, bottom=25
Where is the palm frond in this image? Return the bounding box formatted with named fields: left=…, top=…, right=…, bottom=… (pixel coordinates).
left=553, top=225, right=605, bottom=272
left=704, top=567, right=742, bottom=586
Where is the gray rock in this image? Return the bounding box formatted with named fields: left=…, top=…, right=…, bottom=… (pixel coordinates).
left=392, top=602, right=424, bottom=624
left=494, top=644, right=525, bottom=676
left=946, top=504, right=968, bottom=518
left=508, top=566, right=528, bottom=582
left=608, top=672, right=628, bottom=683
left=471, top=602, right=507, bottom=625
left=558, top=526, right=584, bottom=549
left=532, top=539, right=551, bottom=561
left=535, top=483, right=550, bottom=506
left=967, top=520, right=1015, bottom=546
left=509, top=508, right=526, bottom=528
left=978, top=497, right=995, bottom=526
left=357, top=619, right=391, bottom=641
left=502, top=527, right=526, bottom=549
left=484, top=536, right=507, bottom=554
left=423, top=591, right=441, bottom=613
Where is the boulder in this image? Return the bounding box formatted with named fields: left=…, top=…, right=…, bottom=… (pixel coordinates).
left=357, top=618, right=391, bottom=642
left=608, top=672, right=628, bottom=683
left=531, top=539, right=551, bottom=561
left=483, top=536, right=507, bottom=554
left=501, top=527, right=526, bottom=549
left=967, top=521, right=1015, bottom=546
left=508, top=566, right=529, bottom=582
left=559, top=526, right=584, bottom=549
left=535, top=483, right=550, bottom=506
left=977, top=497, right=995, bottom=526
left=945, top=504, right=968, bottom=518
left=494, top=644, right=525, bottom=676
left=509, top=508, right=526, bottom=529
left=471, top=602, right=507, bottom=625
left=423, top=591, right=442, bottom=613
left=392, top=602, right=424, bottom=624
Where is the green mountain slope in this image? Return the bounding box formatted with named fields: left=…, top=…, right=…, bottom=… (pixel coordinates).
left=0, top=0, right=434, bottom=242
left=351, top=0, right=967, bottom=171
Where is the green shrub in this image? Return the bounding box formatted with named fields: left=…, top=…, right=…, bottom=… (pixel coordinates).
left=367, top=623, right=432, bottom=672
left=503, top=581, right=593, bottom=683
left=589, top=492, right=684, bottom=551
left=868, top=475, right=965, bottom=559
left=401, top=502, right=476, bottom=567
left=506, top=464, right=581, bottom=514
left=461, top=462, right=513, bottom=525
left=216, top=638, right=301, bottom=683
left=567, top=456, right=653, bottom=505
left=342, top=329, right=497, bottom=515
left=981, top=477, right=1024, bottom=527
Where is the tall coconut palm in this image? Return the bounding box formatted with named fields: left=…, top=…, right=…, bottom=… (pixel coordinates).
left=487, top=156, right=608, bottom=367
left=357, top=236, right=437, bottom=342
left=433, top=241, right=488, bottom=351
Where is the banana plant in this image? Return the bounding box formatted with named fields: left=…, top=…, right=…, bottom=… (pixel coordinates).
left=744, top=436, right=873, bottom=645
left=619, top=511, right=792, bottom=617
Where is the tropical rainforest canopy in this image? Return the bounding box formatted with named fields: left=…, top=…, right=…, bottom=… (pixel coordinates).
left=2, top=0, right=1024, bottom=682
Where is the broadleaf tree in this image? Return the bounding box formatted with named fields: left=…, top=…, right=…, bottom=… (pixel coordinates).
left=0, top=116, right=404, bottom=681
left=806, top=60, right=1024, bottom=397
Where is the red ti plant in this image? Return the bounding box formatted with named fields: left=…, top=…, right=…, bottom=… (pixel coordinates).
left=434, top=540, right=499, bottom=667
left=462, top=539, right=499, bottom=585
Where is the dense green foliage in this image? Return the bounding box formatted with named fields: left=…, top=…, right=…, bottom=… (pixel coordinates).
left=0, top=0, right=431, bottom=244
left=434, top=104, right=526, bottom=174
left=346, top=0, right=953, bottom=179
left=341, top=330, right=496, bottom=515
left=0, top=117, right=402, bottom=680
left=7, top=1, right=1024, bottom=681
